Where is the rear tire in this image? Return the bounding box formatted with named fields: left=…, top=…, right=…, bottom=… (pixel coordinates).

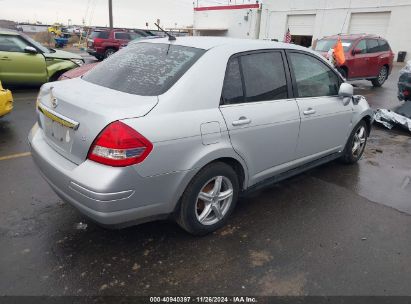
left=176, top=162, right=239, bottom=235
left=371, top=66, right=388, bottom=87
left=340, top=120, right=368, bottom=164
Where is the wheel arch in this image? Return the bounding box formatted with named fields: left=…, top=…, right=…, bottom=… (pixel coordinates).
left=171, top=153, right=249, bottom=215
left=362, top=114, right=373, bottom=135
left=189, top=153, right=249, bottom=191
left=48, top=69, right=70, bottom=82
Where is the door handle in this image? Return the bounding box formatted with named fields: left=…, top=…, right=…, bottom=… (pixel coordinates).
left=303, top=108, right=316, bottom=115
left=232, top=116, right=251, bottom=126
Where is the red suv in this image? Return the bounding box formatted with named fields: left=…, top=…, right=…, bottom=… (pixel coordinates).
left=315, top=34, right=394, bottom=87
left=87, top=29, right=147, bottom=60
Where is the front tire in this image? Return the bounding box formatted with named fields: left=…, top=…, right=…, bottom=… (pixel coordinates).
left=176, top=162, right=239, bottom=235
left=340, top=120, right=369, bottom=164
left=371, top=66, right=388, bottom=87
left=104, top=48, right=116, bottom=59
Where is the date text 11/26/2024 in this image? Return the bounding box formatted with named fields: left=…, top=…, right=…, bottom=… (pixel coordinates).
left=149, top=297, right=258, bottom=303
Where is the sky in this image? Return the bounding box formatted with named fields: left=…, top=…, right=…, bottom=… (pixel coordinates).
left=0, top=0, right=233, bottom=28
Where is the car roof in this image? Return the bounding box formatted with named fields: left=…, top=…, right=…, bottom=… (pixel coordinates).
left=320, top=33, right=383, bottom=40
left=142, top=36, right=311, bottom=52
left=92, top=28, right=128, bottom=32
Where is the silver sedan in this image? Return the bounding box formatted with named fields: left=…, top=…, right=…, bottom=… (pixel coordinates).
left=29, top=37, right=373, bottom=235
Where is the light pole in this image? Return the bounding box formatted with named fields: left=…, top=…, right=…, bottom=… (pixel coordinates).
left=108, top=0, right=113, bottom=29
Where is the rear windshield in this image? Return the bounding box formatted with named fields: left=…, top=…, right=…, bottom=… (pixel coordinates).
left=83, top=42, right=206, bottom=96
left=315, top=39, right=353, bottom=52
left=90, top=31, right=109, bottom=39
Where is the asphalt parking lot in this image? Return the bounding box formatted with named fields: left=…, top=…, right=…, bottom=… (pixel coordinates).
left=0, top=60, right=410, bottom=296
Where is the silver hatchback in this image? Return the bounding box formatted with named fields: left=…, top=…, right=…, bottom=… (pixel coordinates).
left=29, top=37, right=373, bottom=235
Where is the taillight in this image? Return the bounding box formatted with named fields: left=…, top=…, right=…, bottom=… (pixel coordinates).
left=87, top=121, right=153, bottom=167
left=93, top=38, right=103, bottom=46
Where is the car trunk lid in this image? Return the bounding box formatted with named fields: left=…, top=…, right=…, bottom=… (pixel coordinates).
left=36, top=78, right=158, bottom=165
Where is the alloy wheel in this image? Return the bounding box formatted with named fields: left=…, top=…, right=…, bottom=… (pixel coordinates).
left=195, top=176, right=234, bottom=226
left=378, top=67, right=387, bottom=84
left=352, top=125, right=367, bottom=158
left=105, top=49, right=115, bottom=58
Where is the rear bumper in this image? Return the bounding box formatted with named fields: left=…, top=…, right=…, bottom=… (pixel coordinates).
left=28, top=123, right=193, bottom=227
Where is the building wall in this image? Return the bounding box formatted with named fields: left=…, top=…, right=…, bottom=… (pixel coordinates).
left=17, top=24, right=49, bottom=33
left=259, top=0, right=411, bottom=60
left=193, top=5, right=261, bottom=39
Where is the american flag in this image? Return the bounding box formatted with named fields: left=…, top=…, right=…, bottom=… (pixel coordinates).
left=283, top=28, right=291, bottom=43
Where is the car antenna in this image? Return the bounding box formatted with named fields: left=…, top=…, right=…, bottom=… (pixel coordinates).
left=154, top=23, right=176, bottom=41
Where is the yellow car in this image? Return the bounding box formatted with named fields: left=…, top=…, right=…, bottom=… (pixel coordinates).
left=0, top=81, right=13, bottom=117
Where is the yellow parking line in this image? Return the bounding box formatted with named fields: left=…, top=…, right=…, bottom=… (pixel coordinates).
left=0, top=152, right=31, bottom=161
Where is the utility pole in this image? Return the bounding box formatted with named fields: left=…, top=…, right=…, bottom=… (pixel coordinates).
left=108, top=0, right=113, bottom=29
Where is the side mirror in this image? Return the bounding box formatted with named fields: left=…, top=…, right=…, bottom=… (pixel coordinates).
left=24, top=46, right=38, bottom=54
left=352, top=48, right=362, bottom=55
left=338, top=82, right=353, bottom=106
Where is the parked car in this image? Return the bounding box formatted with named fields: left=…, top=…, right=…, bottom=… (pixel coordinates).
left=0, top=81, right=13, bottom=117
left=398, top=60, right=411, bottom=101
left=0, top=29, right=84, bottom=85
left=58, top=62, right=99, bottom=80
left=29, top=37, right=373, bottom=235
left=314, top=34, right=394, bottom=87
left=60, top=37, right=162, bottom=80
left=87, top=29, right=150, bottom=60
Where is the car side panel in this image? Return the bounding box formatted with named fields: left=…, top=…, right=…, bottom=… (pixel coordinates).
left=0, top=51, right=47, bottom=84
left=122, top=109, right=245, bottom=177
left=220, top=100, right=300, bottom=186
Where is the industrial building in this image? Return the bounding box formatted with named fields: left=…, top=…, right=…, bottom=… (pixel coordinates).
left=193, top=0, right=411, bottom=60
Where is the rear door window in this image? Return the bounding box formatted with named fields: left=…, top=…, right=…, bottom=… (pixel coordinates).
left=114, top=32, right=131, bottom=40
left=221, top=51, right=288, bottom=104
left=83, top=42, right=205, bottom=96
left=378, top=39, right=390, bottom=52
left=366, top=39, right=380, bottom=53
left=90, top=31, right=109, bottom=39
left=221, top=58, right=244, bottom=104
left=241, top=52, right=288, bottom=102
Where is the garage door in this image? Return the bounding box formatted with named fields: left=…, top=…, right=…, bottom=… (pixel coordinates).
left=287, top=14, right=316, bottom=36
left=349, top=12, right=391, bottom=37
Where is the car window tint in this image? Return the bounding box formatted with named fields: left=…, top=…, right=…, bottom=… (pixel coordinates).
left=241, top=52, right=288, bottom=102
left=366, top=39, right=380, bottom=53
left=130, top=32, right=147, bottom=39
left=378, top=39, right=390, bottom=52
left=289, top=52, right=339, bottom=98
left=0, top=35, right=29, bottom=52
left=115, top=32, right=130, bottom=40
left=221, top=58, right=244, bottom=104
left=90, top=31, right=109, bottom=39
left=83, top=42, right=205, bottom=96
left=356, top=40, right=367, bottom=54
left=315, top=39, right=353, bottom=52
